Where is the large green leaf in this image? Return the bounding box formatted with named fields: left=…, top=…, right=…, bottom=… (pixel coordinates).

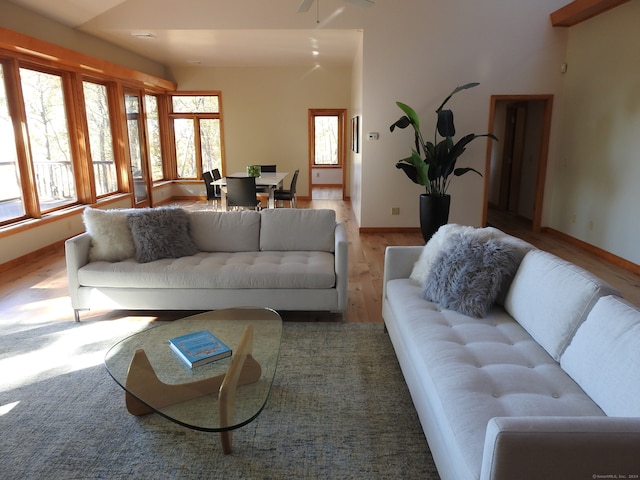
left=395, top=102, right=420, bottom=130
left=435, top=82, right=479, bottom=112
left=396, top=150, right=429, bottom=186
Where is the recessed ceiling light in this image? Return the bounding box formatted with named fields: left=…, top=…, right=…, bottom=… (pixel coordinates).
left=131, top=32, right=156, bottom=39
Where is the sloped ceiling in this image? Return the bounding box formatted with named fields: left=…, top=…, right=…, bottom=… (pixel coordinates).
left=7, top=0, right=369, bottom=67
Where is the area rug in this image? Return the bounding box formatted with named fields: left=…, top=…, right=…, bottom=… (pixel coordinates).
left=0, top=317, right=438, bottom=479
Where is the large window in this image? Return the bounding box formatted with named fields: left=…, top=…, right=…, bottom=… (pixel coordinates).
left=171, top=94, right=223, bottom=179
left=0, top=64, right=25, bottom=224
left=310, top=109, right=345, bottom=167
left=145, top=94, right=164, bottom=181
left=83, top=81, right=117, bottom=196
left=20, top=67, right=77, bottom=212
left=0, top=33, right=226, bottom=230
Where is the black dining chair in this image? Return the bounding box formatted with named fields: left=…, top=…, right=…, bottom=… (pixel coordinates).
left=255, top=165, right=276, bottom=196
left=274, top=169, right=299, bottom=208
left=226, top=176, right=261, bottom=210
left=203, top=170, right=222, bottom=210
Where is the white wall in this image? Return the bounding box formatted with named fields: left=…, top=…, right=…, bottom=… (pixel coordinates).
left=551, top=1, right=640, bottom=264
left=312, top=168, right=342, bottom=185
left=349, top=36, right=364, bottom=224
left=170, top=66, right=352, bottom=199
left=357, top=0, right=568, bottom=228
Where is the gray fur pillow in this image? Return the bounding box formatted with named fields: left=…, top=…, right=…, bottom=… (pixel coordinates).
left=126, top=207, right=199, bottom=263
left=422, top=233, right=520, bottom=318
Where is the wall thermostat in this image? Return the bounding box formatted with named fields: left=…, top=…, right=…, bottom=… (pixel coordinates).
left=367, top=132, right=379, bottom=140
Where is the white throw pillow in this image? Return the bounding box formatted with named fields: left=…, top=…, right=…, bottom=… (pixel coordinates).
left=83, top=207, right=136, bottom=262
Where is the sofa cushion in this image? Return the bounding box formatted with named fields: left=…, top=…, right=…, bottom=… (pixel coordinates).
left=83, top=207, right=136, bottom=262
left=126, top=207, right=199, bottom=263
left=260, top=208, right=336, bottom=252
left=77, top=251, right=336, bottom=289
left=504, top=250, right=619, bottom=361
left=189, top=210, right=261, bottom=252
left=422, top=234, right=521, bottom=318
left=561, top=295, right=640, bottom=416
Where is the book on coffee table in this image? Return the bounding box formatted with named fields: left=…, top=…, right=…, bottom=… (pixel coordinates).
left=169, top=330, right=232, bottom=368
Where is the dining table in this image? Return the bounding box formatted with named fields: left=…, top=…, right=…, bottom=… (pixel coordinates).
left=212, top=171, right=288, bottom=210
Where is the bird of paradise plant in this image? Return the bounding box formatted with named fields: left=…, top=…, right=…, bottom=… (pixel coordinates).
left=389, top=82, right=498, bottom=196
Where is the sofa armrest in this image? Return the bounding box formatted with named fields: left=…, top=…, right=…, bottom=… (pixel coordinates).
left=382, top=246, right=422, bottom=298
left=65, top=233, right=92, bottom=316
left=334, top=222, right=348, bottom=313
left=481, top=416, right=640, bottom=480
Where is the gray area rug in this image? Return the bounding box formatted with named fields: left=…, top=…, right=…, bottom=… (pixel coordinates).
left=0, top=317, right=438, bottom=479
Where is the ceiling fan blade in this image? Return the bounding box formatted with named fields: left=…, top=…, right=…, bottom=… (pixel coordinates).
left=297, top=0, right=315, bottom=13
left=344, top=0, right=375, bottom=7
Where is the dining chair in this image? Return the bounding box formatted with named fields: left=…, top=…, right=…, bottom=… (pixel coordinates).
left=203, top=170, right=222, bottom=210
left=274, top=169, right=299, bottom=208
left=256, top=165, right=276, bottom=196
left=226, top=176, right=261, bottom=210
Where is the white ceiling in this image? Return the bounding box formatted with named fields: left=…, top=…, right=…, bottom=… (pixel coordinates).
left=8, top=0, right=371, bottom=67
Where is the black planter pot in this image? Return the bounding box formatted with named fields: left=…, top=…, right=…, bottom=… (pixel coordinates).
left=419, top=194, right=451, bottom=243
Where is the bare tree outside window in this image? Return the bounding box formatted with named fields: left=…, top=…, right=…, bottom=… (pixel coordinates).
left=83, top=81, right=117, bottom=196
left=145, top=95, right=164, bottom=181
left=20, top=68, right=77, bottom=211
left=171, top=94, right=223, bottom=179
left=314, top=115, right=339, bottom=165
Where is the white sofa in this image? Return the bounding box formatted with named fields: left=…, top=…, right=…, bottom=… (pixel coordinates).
left=66, top=207, right=347, bottom=322
left=382, top=225, right=640, bottom=480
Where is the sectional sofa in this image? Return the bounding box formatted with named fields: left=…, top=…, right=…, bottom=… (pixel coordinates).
left=382, top=224, right=640, bottom=480
left=66, top=206, right=347, bottom=322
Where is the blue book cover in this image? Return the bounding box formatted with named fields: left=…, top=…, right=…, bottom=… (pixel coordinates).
left=169, top=330, right=232, bottom=368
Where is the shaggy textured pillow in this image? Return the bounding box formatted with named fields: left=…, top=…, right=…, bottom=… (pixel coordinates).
left=410, top=224, right=503, bottom=285
left=126, top=207, right=199, bottom=263
left=83, top=207, right=136, bottom=262
left=422, top=233, right=520, bottom=318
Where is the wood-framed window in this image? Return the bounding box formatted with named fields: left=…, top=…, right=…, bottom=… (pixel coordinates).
left=169, top=92, right=225, bottom=179
left=0, top=27, right=177, bottom=228
left=309, top=109, right=346, bottom=168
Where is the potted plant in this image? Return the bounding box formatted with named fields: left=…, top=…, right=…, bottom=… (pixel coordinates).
left=389, top=82, right=498, bottom=242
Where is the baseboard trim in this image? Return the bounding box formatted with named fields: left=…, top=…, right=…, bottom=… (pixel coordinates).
left=544, top=227, right=640, bottom=275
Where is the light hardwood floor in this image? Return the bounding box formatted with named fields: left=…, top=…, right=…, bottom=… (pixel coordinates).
left=1, top=199, right=639, bottom=327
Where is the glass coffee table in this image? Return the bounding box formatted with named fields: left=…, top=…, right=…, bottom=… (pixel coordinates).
left=105, top=308, right=282, bottom=454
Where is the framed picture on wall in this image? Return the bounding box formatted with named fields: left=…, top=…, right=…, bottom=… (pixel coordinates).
left=351, top=116, right=360, bottom=153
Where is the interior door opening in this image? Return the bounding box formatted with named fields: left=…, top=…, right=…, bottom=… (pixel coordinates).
left=485, top=95, right=553, bottom=233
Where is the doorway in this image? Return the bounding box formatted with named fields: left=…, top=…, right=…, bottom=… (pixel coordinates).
left=485, top=95, right=553, bottom=233
left=307, top=109, right=346, bottom=200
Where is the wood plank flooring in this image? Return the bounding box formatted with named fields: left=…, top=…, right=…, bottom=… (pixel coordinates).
left=1, top=199, right=639, bottom=327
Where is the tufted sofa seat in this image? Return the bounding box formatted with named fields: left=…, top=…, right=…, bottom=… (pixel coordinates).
left=66, top=208, right=347, bottom=321
left=382, top=226, right=640, bottom=480
left=76, top=251, right=337, bottom=289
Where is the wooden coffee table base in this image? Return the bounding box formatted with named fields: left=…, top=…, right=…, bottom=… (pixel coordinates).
left=124, top=325, right=259, bottom=454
